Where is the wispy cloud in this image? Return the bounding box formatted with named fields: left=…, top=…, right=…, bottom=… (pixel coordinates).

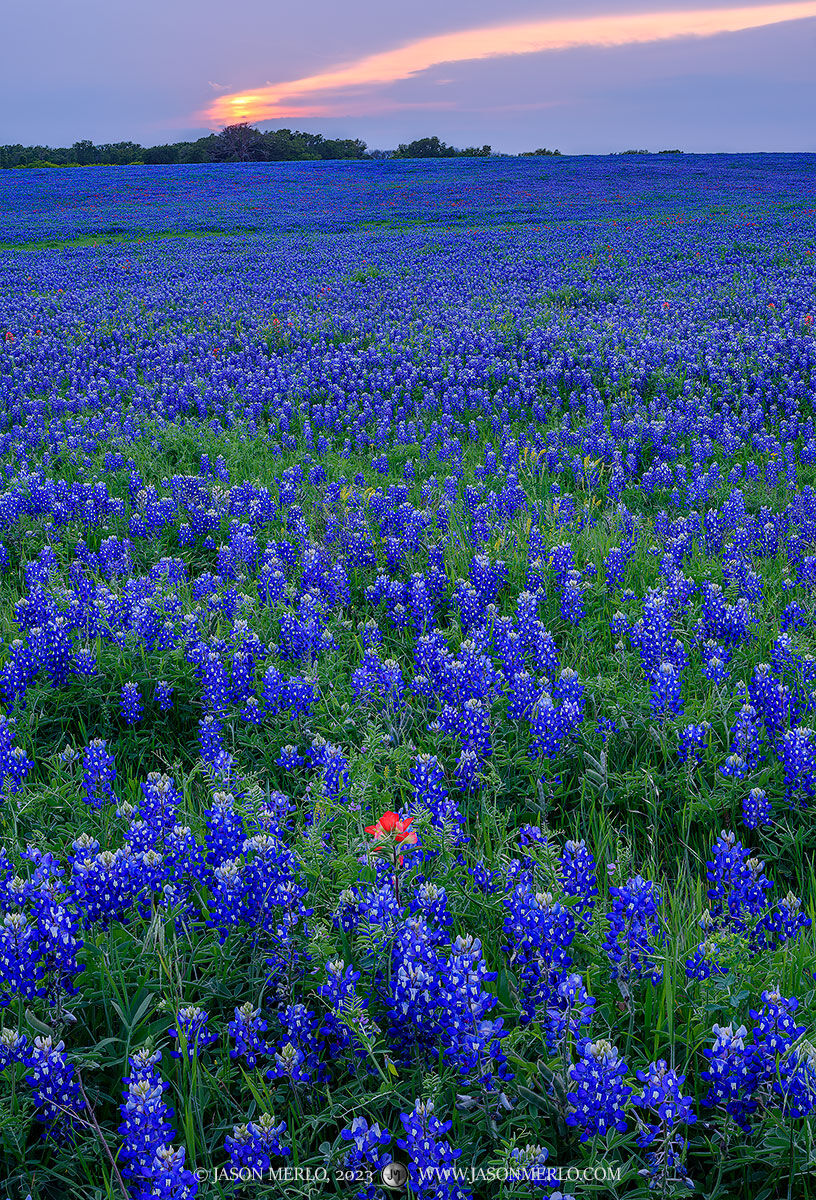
left=203, top=2, right=816, bottom=124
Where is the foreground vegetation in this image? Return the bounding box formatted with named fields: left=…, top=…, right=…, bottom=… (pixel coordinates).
left=0, top=156, right=815, bottom=1198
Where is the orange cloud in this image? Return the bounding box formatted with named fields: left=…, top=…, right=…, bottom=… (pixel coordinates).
left=204, top=2, right=816, bottom=124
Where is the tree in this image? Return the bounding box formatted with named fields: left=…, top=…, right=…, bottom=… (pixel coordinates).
left=97, top=141, right=144, bottom=165
left=394, top=137, right=492, bottom=159
left=212, top=123, right=265, bottom=162
left=143, top=143, right=180, bottom=164
left=319, top=137, right=368, bottom=160
left=179, top=135, right=219, bottom=163
left=71, top=140, right=96, bottom=165
left=0, top=144, right=28, bottom=168
left=394, top=136, right=453, bottom=158
left=260, top=129, right=320, bottom=160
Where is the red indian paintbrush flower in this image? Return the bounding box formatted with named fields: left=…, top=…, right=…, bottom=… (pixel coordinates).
left=364, top=811, right=417, bottom=846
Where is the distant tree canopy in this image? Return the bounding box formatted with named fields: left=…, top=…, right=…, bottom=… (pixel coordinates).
left=392, top=137, right=492, bottom=158
left=149, top=125, right=371, bottom=164
left=0, top=140, right=145, bottom=168
left=0, top=125, right=369, bottom=169
left=0, top=125, right=565, bottom=168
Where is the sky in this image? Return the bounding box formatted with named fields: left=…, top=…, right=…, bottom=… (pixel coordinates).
left=2, top=0, right=815, bottom=152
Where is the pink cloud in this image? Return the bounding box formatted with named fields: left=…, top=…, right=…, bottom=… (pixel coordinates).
left=203, top=2, right=816, bottom=124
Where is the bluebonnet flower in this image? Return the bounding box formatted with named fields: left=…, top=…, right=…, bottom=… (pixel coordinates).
left=0, top=1026, right=27, bottom=1074
left=742, top=787, right=772, bottom=829
left=596, top=716, right=617, bottom=742
left=754, top=890, right=810, bottom=952
left=503, top=885, right=576, bottom=1023
left=528, top=694, right=568, bottom=759
left=208, top=831, right=311, bottom=982
left=649, top=661, right=683, bottom=719
left=204, top=791, right=245, bottom=872
left=720, top=753, right=749, bottom=780
left=748, top=664, right=791, bottom=739
left=468, top=861, right=503, bottom=895
left=155, top=680, right=174, bottom=711
left=633, top=1060, right=695, bottom=1192
left=149, top=1145, right=199, bottom=1198
left=360, top=618, right=383, bottom=648
left=120, top=682, right=143, bottom=725
left=72, top=647, right=98, bottom=677
left=198, top=714, right=226, bottom=766
left=678, top=722, right=708, bottom=765
left=705, top=831, right=772, bottom=935
left=730, top=704, right=764, bottom=769
left=317, top=959, right=372, bottom=1062
left=604, top=547, right=626, bottom=593
left=1, top=884, right=85, bottom=1009
left=454, top=747, right=481, bottom=791
left=437, top=933, right=512, bottom=1093
left=559, top=839, right=599, bottom=924
left=545, top=972, right=596, bottom=1052
left=0, top=1031, right=85, bottom=1144
left=559, top=571, right=586, bottom=624
left=119, top=1048, right=192, bottom=1197
left=604, top=876, right=664, bottom=987
left=701, top=1023, right=757, bottom=1132
left=519, top=823, right=548, bottom=850
left=470, top=554, right=508, bottom=602
left=228, top=1003, right=270, bottom=1068
left=276, top=744, right=304, bottom=771
left=781, top=601, right=808, bottom=632
left=283, top=675, right=320, bottom=720
left=134, top=772, right=183, bottom=845
left=441, top=698, right=492, bottom=758
left=168, top=1006, right=218, bottom=1060
left=82, top=739, right=116, bottom=808
left=397, top=1100, right=472, bottom=1200
left=309, top=738, right=350, bottom=803
left=702, top=652, right=729, bottom=686
left=225, top=1111, right=290, bottom=1174
left=507, top=671, right=541, bottom=720
left=0, top=715, right=33, bottom=797
left=68, top=845, right=137, bottom=929
left=777, top=1047, right=816, bottom=1118
left=409, top=754, right=467, bottom=843
left=352, top=650, right=405, bottom=709
left=684, top=927, right=730, bottom=982
left=268, top=1038, right=312, bottom=1089
left=266, top=1003, right=326, bottom=1088
left=549, top=543, right=575, bottom=584
left=340, top=1117, right=392, bottom=1198
left=505, top=1143, right=563, bottom=1194
left=411, top=882, right=453, bottom=938
left=750, top=989, right=805, bottom=1080
left=195, top=648, right=231, bottom=715
left=779, top=726, right=816, bottom=804
left=566, top=1039, right=631, bottom=1141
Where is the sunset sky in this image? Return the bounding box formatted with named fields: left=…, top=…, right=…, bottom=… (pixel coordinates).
left=3, top=0, right=816, bottom=151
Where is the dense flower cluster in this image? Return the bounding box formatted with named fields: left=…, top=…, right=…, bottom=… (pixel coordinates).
left=1, top=156, right=816, bottom=1195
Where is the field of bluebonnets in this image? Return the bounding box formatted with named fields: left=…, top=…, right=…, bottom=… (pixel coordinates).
left=1, top=153, right=816, bottom=1199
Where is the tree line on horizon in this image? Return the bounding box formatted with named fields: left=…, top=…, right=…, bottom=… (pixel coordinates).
left=0, top=124, right=570, bottom=169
